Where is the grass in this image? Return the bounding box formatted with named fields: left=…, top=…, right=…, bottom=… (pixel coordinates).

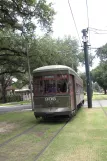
left=0, top=100, right=31, bottom=106
left=0, top=111, right=36, bottom=144
left=0, top=111, right=65, bottom=161
left=1, top=108, right=107, bottom=161
left=84, top=93, right=107, bottom=101
left=37, top=108, right=107, bottom=161
left=92, top=94, right=107, bottom=100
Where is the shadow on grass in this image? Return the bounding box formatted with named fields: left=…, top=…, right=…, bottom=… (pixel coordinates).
left=35, top=108, right=83, bottom=125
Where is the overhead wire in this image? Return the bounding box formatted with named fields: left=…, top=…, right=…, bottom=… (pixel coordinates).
left=67, top=0, right=82, bottom=47
left=86, top=0, right=90, bottom=44
left=89, top=28, right=107, bottom=34
left=89, top=27, right=107, bottom=32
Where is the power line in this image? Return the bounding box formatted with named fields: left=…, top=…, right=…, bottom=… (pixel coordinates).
left=89, top=27, right=107, bottom=32
left=67, top=0, right=82, bottom=46
left=89, top=29, right=107, bottom=34
left=86, top=0, right=90, bottom=44
left=95, top=32, right=107, bottom=35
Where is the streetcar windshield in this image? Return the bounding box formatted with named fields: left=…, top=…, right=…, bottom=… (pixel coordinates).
left=33, top=74, right=68, bottom=95
left=44, top=80, right=56, bottom=94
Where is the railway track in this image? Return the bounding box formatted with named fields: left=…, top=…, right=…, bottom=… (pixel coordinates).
left=0, top=124, right=37, bottom=148
left=99, top=100, right=107, bottom=116
left=34, top=117, right=70, bottom=161
left=0, top=117, right=71, bottom=161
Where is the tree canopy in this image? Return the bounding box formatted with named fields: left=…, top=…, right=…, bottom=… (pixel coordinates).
left=92, top=42, right=107, bottom=94
left=96, top=43, right=107, bottom=62
left=91, top=63, right=107, bottom=94
left=0, top=0, right=56, bottom=103
left=0, top=0, right=55, bottom=32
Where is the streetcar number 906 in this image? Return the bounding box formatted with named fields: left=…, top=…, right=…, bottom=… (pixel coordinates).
left=45, top=97, right=56, bottom=101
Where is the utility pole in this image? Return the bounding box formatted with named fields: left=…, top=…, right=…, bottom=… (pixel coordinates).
left=26, top=43, right=34, bottom=111
left=82, top=29, right=92, bottom=108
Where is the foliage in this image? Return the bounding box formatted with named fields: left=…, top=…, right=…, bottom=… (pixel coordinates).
left=0, top=0, right=55, bottom=33
left=0, top=31, right=27, bottom=103
left=79, top=72, right=87, bottom=91
left=96, top=43, right=107, bottom=62
left=6, top=94, right=22, bottom=103
left=0, top=0, right=55, bottom=103
left=0, top=33, right=80, bottom=103
left=78, top=52, right=95, bottom=67
left=92, top=82, right=101, bottom=92
left=56, top=36, right=79, bottom=71
left=29, top=35, right=80, bottom=72
left=91, top=63, right=107, bottom=94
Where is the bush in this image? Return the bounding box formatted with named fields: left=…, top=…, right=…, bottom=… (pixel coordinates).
left=6, top=95, right=22, bottom=102
left=84, top=91, right=86, bottom=95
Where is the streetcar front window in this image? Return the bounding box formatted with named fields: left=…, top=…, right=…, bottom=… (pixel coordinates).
left=33, top=74, right=68, bottom=95
left=34, top=76, right=56, bottom=95
left=44, top=80, right=56, bottom=94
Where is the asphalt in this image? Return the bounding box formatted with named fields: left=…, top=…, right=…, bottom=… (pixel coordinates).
left=0, top=104, right=32, bottom=114
left=84, top=100, right=107, bottom=108
left=0, top=100, right=107, bottom=114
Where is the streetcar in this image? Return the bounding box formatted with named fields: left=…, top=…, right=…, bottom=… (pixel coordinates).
left=33, top=65, right=84, bottom=118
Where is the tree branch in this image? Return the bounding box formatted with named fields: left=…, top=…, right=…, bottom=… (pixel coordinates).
left=0, top=47, right=26, bottom=56
left=0, top=70, right=26, bottom=76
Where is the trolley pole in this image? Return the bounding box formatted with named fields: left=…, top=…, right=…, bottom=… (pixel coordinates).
left=82, top=29, right=92, bottom=108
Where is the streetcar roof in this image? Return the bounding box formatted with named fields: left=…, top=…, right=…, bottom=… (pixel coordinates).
left=33, top=65, right=71, bottom=72
left=33, top=65, right=82, bottom=82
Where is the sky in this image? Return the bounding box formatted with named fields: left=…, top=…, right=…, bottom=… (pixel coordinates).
left=46, top=0, right=107, bottom=72
left=52, top=0, right=107, bottom=47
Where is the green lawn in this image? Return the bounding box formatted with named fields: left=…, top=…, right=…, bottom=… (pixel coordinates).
left=0, top=100, right=31, bottom=106
left=84, top=93, right=107, bottom=101
left=92, top=94, right=107, bottom=100
left=38, top=108, right=107, bottom=161
left=0, top=111, right=36, bottom=144
left=0, top=111, right=65, bottom=161
left=1, top=108, right=107, bottom=161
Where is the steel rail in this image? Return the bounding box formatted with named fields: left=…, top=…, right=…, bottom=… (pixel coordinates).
left=0, top=124, right=37, bottom=148
left=99, top=101, right=107, bottom=117
left=34, top=118, right=71, bottom=161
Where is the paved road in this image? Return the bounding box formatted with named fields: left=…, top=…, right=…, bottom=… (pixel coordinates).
left=0, top=104, right=32, bottom=114
left=0, top=100, right=107, bottom=114
left=84, top=100, right=107, bottom=108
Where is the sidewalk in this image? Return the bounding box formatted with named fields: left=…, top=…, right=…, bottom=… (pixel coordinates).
left=84, top=100, right=107, bottom=107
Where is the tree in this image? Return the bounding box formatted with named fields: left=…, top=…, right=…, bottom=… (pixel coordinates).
left=56, top=36, right=79, bottom=71
left=79, top=72, right=87, bottom=91
left=0, top=0, right=55, bottom=103
left=96, top=43, right=107, bottom=62
left=0, top=0, right=55, bottom=32
left=91, top=63, right=107, bottom=94
left=28, top=35, right=80, bottom=72
left=78, top=52, right=95, bottom=67
left=92, top=82, right=101, bottom=92
left=0, top=31, right=28, bottom=102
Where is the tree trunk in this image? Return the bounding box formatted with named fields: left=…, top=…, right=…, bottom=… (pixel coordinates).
left=104, top=89, right=107, bottom=95
left=1, top=76, right=7, bottom=103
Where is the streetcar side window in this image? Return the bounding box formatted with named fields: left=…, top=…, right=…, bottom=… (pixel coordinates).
left=34, top=77, right=43, bottom=95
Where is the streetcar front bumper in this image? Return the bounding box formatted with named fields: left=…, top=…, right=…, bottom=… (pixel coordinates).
left=34, top=107, right=71, bottom=117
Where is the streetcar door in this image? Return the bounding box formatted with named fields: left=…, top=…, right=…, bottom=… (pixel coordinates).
left=70, top=75, right=76, bottom=110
